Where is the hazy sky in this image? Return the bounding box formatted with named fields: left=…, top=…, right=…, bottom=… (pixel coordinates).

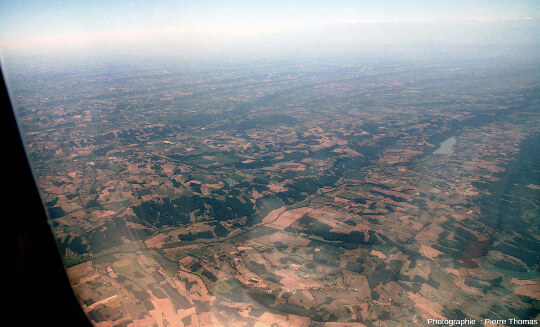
left=1, top=1, right=539, bottom=58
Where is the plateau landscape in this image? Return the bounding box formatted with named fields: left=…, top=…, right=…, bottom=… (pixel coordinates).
left=7, top=54, right=539, bottom=326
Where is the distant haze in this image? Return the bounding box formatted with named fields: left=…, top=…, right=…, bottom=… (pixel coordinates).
left=0, top=1, right=539, bottom=60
